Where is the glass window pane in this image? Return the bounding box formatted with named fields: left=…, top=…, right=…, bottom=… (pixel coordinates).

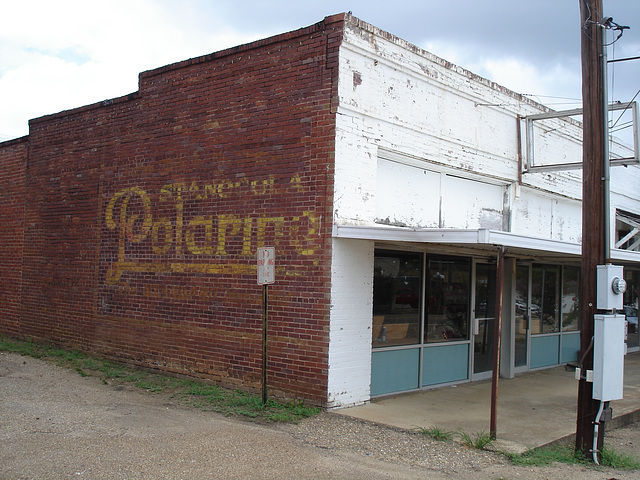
left=425, top=257, right=470, bottom=343
left=562, top=266, right=581, bottom=332
left=475, top=263, right=496, bottom=320
left=514, top=265, right=529, bottom=367
left=531, top=265, right=560, bottom=334
left=372, top=251, right=422, bottom=347
left=624, top=269, right=639, bottom=349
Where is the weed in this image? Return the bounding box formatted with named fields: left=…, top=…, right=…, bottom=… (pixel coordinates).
left=458, top=430, right=494, bottom=450
left=599, top=446, right=640, bottom=470
left=412, top=425, right=456, bottom=441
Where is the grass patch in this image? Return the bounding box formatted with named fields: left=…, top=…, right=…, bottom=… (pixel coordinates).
left=182, top=381, right=319, bottom=422
left=412, top=425, right=456, bottom=441
left=508, top=444, right=640, bottom=470
left=599, top=446, right=640, bottom=470
left=509, top=445, right=586, bottom=467
left=0, top=335, right=320, bottom=424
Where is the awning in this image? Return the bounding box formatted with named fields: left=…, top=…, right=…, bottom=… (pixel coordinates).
left=332, top=224, right=640, bottom=264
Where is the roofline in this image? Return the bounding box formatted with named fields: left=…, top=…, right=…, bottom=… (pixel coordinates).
left=29, top=13, right=349, bottom=129
left=0, top=135, right=29, bottom=148
left=140, top=13, right=348, bottom=81
left=340, top=14, right=554, bottom=114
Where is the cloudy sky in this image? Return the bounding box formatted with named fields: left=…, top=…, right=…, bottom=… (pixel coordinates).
left=1, top=0, right=638, bottom=143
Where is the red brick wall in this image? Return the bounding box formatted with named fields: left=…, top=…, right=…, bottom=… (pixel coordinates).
left=0, top=137, right=27, bottom=337
left=11, top=15, right=345, bottom=405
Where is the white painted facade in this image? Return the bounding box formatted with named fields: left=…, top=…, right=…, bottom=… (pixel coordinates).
left=327, top=16, right=640, bottom=408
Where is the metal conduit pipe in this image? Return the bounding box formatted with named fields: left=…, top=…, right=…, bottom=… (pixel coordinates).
left=592, top=400, right=605, bottom=465
left=601, top=22, right=611, bottom=262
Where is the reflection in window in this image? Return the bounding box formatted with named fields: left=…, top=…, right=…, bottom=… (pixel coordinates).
left=616, top=209, right=640, bottom=251
left=562, top=266, right=580, bottom=331
left=475, top=264, right=496, bottom=320
left=624, top=269, right=639, bottom=349
left=473, top=263, right=497, bottom=374
left=514, top=265, right=530, bottom=367
left=372, top=251, right=422, bottom=347
left=531, top=265, right=560, bottom=334
left=425, top=257, right=470, bottom=343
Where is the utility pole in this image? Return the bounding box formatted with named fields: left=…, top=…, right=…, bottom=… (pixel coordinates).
left=576, top=0, right=607, bottom=458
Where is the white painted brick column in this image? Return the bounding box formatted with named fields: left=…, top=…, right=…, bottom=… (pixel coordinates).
left=327, top=237, right=374, bottom=408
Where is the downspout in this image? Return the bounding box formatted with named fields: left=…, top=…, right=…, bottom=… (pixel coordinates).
left=516, top=116, right=523, bottom=185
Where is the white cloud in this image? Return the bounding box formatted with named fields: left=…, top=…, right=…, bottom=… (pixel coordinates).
left=422, top=39, right=582, bottom=109
left=0, top=0, right=264, bottom=141
left=480, top=58, right=581, bottom=104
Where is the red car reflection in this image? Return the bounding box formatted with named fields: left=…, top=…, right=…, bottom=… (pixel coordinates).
left=395, top=288, right=419, bottom=308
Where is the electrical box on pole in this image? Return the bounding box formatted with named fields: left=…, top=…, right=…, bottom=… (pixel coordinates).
left=592, top=264, right=627, bottom=402
left=593, top=314, right=626, bottom=401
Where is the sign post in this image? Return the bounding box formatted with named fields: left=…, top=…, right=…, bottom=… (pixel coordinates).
left=257, top=247, right=275, bottom=404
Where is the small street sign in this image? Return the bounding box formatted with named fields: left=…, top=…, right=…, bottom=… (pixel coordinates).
left=257, top=247, right=275, bottom=285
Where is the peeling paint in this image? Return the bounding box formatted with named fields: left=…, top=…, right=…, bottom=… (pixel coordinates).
left=352, top=70, right=362, bottom=89
left=375, top=217, right=408, bottom=228
left=479, top=208, right=503, bottom=230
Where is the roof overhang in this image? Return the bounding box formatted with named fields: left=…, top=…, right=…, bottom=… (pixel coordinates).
left=332, top=224, right=640, bottom=265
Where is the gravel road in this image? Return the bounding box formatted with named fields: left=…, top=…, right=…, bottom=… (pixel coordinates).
left=1, top=351, right=638, bottom=479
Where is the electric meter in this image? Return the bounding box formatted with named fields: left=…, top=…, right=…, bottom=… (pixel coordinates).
left=611, top=276, right=627, bottom=295
left=597, top=265, right=625, bottom=311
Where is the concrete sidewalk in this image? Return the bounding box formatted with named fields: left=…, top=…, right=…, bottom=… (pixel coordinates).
left=336, top=352, right=640, bottom=453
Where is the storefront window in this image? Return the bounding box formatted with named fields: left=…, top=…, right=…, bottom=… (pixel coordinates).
left=531, top=264, right=560, bottom=334
left=514, top=265, right=530, bottom=367
left=562, top=266, right=580, bottom=332
left=425, top=257, right=470, bottom=343
left=372, top=251, right=422, bottom=347
left=624, top=269, right=639, bottom=349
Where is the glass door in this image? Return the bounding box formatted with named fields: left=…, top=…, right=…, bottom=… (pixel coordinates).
left=514, top=264, right=530, bottom=371
left=472, top=262, right=496, bottom=379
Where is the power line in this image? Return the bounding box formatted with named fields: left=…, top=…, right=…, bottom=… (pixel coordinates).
left=608, top=55, right=640, bottom=64
left=610, top=89, right=640, bottom=130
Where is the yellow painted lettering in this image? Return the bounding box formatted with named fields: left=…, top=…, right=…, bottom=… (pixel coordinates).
left=105, top=187, right=152, bottom=259
left=256, top=216, right=285, bottom=247
left=151, top=218, right=173, bottom=255
left=241, top=217, right=253, bottom=255
left=186, top=216, right=214, bottom=255
left=216, top=215, right=242, bottom=255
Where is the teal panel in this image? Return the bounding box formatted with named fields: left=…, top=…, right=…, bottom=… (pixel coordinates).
left=531, top=335, right=560, bottom=368
left=371, top=349, right=420, bottom=396
left=422, top=344, right=469, bottom=386
left=561, top=333, right=581, bottom=363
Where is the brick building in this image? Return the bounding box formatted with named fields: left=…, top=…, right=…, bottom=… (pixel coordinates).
left=1, top=14, right=639, bottom=408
